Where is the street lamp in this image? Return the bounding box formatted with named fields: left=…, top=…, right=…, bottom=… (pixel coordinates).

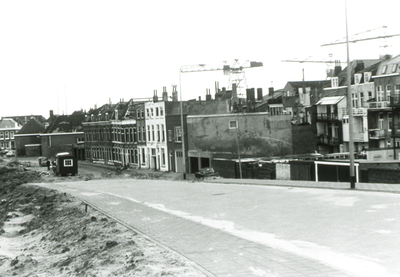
left=345, top=0, right=356, bottom=189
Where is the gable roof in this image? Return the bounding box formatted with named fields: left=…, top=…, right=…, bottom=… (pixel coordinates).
left=0, top=118, right=21, bottom=129
left=18, top=118, right=46, bottom=134
left=43, top=111, right=85, bottom=133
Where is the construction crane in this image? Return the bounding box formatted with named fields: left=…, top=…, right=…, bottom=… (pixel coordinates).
left=321, top=26, right=400, bottom=47
left=180, top=59, right=263, bottom=96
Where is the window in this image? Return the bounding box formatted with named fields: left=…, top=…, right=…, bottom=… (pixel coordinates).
left=152, top=125, right=155, bottom=141
left=161, top=124, right=165, bottom=141
left=137, top=109, right=140, bottom=119
left=141, top=109, right=144, bottom=118
left=133, top=127, right=137, bottom=142
left=354, top=73, right=361, bottom=85
left=388, top=113, right=393, bottom=130
left=146, top=109, right=150, bottom=118
left=77, top=137, right=84, bottom=143
left=157, top=125, right=160, bottom=142
left=379, top=113, right=384, bottom=130
left=331, top=77, right=339, bottom=88
left=5, top=132, right=9, bottom=139
left=10, top=132, right=14, bottom=139
left=360, top=92, right=364, bottom=107
left=229, top=120, right=237, bottom=129
left=0, top=132, right=3, bottom=139
left=376, top=86, right=384, bottom=101
left=352, top=92, right=358, bottom=108
left=142, top=126, right=146, bottom=141
left=64, top=159, right=73, bottom=167
left=151, top=108, right=154, bottom=117
left=147, top=126, right=151, bottom=141
left=382, top=65, right=387, bottom=74
left=138, top=126, right=142, bottom=141
left=386, top=84, right=391, bottom=101
left=142, top=148, right=146, bottom=163
left=174, top=126, right=182, bottom=142
left=392, top=64, right=398, bottom=73
left=368, top=91, right=373, bottom=100
left=168, top=130, right=172, bottom=142
left=396, top=84, right=400, bottom=95
left=160, top=107, right=164, bottom=116
left=156, top=108, right=159, bottom=117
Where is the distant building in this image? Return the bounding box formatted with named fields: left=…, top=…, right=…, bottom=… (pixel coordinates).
left=14, top=118, right=46, bottom=156
left=0, top=118, right=22, bottom=150
left=187, top=112, right=292, bottom=177
left=40, top=111, right=85, bottom=159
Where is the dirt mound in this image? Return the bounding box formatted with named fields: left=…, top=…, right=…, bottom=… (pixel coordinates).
left=0, top=166, right=205, bottom=276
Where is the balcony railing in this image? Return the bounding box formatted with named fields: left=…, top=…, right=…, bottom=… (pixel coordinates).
left=342, top=107, right=367, bottom=116
left=353, top=132, right=367, bottom=142
left=317, top=113, right=338, bottom=121
left=369, top=129, right=386, bottom=139
left=317, top=135, right=340, bottom=145
left=366, top=101, right=390, bottom=109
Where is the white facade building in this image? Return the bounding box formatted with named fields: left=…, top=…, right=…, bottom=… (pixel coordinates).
left=144, top=101, right=168, bottom=171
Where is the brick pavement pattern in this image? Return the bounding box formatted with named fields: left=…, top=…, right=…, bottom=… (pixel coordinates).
left=37, top=183, right=354, bottom=277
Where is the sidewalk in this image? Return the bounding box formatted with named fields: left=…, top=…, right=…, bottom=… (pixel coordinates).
left=37, top=181, right=355, bottom=277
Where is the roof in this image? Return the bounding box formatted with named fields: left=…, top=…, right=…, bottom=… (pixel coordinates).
left=285, top=80, right=331, bottom=89
left=0, top=118, right=21, bottom=129
left=316, top=96, right=345, bottom=105
left=338, top=59, right=382, bottom=86
left=17, top=118, right=46, bottom=134
left=375, top=54, right=400, bottom=75
left=43, top=111, right=85, bottom=133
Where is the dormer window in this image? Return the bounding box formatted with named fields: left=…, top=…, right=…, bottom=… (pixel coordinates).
left=331, top=77, right=339, bottom=88
left=382, top=65, right=387, bottom=74
left=354, top=73, right=362, bottom=85
left=364, top=72, right=371, bottom=83
left=392, top=64, right=398, bottom=73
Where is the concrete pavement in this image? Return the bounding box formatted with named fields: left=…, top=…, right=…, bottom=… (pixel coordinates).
left=34, top=179, right=375, bottom=277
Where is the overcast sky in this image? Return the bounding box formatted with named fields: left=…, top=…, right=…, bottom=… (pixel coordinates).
left=1, top=0, right=400, bottom=118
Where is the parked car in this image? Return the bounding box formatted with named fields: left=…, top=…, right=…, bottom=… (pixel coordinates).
left=6, top=150, right=15, bottom=157
left=194, top=167, right=219, bottom=178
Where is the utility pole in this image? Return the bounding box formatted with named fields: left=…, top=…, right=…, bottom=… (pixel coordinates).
left=345, top=0, right=356, bottom=189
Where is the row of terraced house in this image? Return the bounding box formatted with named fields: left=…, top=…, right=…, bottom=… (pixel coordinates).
left=7, top=54, right=400, bottom=180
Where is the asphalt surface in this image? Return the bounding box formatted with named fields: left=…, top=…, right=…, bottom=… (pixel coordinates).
left=32, top=176, right=400, bottom=277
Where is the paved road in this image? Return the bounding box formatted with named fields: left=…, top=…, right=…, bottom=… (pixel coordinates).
left=32, top=178, right=400, bottom=277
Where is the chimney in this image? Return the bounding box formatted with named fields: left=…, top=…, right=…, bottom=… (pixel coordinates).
left=206, top=88, right=212, bottom=101
left=162, top=86, right=168, bottom=102
left=257, top=88, right=263, bottom=101
left=49, top=110, right=54, bottom=119
left=246, top=88, right=255, bottom=102
left=334, top=60, right=342, bottom=76
left=232, top=83, right=237, bottom=99
left=172, top=85, right=178, bottom=102
left=153, top=90, right=158, bottom=102
left=268, top=87, right=274, bottom=96
left=198, top=96, right=201, bottom=103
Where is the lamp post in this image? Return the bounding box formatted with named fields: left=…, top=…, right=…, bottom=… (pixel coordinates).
left=345, top=0, right=356, bottom=189
left=179, top=65, right=187, bottom=179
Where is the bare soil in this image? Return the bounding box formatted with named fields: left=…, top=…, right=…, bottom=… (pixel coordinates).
left=0, top=158, right=206, bottom=277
